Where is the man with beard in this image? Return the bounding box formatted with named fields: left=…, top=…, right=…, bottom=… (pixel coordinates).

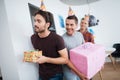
left=31, top=10, right=68, bottom=80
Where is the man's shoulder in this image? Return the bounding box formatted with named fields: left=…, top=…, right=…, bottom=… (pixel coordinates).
left=62, top=33, right=66, bottom=37
left=62, top=33, right=68, bottom=39
left=86, top=31, right=93, bottom=36
left=31, top=34, right=38, bottom=40
left=51, top=32, right=63, bottom=39
left=51, top=32, right=61, bottom=37
left=75, top=31, right=83, bottom=36
left=31, top=33, right=37, bottom=37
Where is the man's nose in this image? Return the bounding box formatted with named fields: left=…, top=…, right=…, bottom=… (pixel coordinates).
left=34, top=22, right=37, bottom=26
left=67, top=25, right=71, bottom=28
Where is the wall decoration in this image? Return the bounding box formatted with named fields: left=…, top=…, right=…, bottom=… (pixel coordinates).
left=88, top=28, right=94, bottom=35
left=58, top=15, right=65, bottom=28
left=84, top=14, right=99, bottom=27
left=89, top=15, right=99, bottom=27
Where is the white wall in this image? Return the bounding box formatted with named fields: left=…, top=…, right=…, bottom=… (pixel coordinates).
left=0, top=0, right=20, bottom=80
left=88, top=0, right=120, bottom=47
left=0, top=0, right=40, bottom=80
left=0, top=0, right=120, bottom=80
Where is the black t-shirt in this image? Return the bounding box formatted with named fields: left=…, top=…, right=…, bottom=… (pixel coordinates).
left=31, top=32, right=65, bottom=80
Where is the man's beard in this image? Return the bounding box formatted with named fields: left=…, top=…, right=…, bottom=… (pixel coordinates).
left=34, top=26, right=45, bottom=33
left=35, top=29, right=45, bottom=34
left=38, top=29, right=45, bottom=33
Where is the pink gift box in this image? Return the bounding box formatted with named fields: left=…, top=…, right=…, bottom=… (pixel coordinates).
left=70, top=42, right=106, bottom=79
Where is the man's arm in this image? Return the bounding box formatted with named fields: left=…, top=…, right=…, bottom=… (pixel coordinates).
left=36, top=48, right=68, bottom=64
left=67, top=60, right=88, bottom=80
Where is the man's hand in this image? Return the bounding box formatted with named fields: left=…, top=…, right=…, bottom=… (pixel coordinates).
left=36, top=56, right=48, bottom=64
left=79, top=73, right=88, bottom=80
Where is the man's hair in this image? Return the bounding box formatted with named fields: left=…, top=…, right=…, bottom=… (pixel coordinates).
left=66, top=15, right=78, bottom=24
left=81, top=17, right=85, bottom=20
left=34, top=10, right=52, bottom=27
left=46, top=11, right=53, bottom=27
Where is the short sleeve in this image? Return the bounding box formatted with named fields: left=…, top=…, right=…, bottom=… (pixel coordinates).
left=56, top=35, right=65, bottom=51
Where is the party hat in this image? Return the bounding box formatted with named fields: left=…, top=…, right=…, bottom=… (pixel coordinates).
left=68, top=6, right=75, bottom=16
left=40, top=0, right=46, bottom=11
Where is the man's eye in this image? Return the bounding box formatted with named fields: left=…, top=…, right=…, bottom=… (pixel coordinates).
left=66, top=24, right=69, bottom=26
left=37, top=20, right=41, bottom=23
left=38, top=21, right=40, bottom=23
left=70, top=24, right=74, bottom=26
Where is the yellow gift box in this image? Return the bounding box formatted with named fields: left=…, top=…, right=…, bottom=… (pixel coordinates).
left=24, top=51, right=42, bottom=62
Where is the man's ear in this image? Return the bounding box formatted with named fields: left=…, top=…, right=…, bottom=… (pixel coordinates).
left=46, top=22, right=50, bottom=28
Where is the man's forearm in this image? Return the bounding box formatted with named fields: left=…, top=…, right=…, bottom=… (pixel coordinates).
left=46, top=57, right=68, bottom=64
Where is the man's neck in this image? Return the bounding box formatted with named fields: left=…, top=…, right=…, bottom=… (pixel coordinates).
left=80, top=28, right=87, bottom=34
left=38, top=30, right=50, bottom=38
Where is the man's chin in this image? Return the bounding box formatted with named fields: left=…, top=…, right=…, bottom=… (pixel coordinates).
left=35, top=30, right=45, bottom=33
left=67, top=32, right=73, bottom=36
left=34, top=30, right=39, bottom=33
